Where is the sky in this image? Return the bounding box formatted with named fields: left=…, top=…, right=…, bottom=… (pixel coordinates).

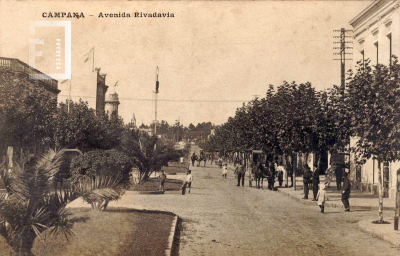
left=0, top=1, right=372, bottom=127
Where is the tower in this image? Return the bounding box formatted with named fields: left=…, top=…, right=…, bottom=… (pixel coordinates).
left=105, top=83, right=120, bottom=118
left=131, top=112, right=136, bottom=127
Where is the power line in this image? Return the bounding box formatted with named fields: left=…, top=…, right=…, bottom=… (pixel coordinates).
left=58, top=95, right=250, bottom=103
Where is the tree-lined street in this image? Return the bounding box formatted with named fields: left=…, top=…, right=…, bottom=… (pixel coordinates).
left=101, top=146, right=400, bottom=255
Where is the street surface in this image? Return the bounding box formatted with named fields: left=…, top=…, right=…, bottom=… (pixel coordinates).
left=110, top=146, right=400, bottom=256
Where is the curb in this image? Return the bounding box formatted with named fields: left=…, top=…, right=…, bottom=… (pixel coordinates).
left=130, top=190, right=165, bottom=195
left=357, top=220, right=400, bottom=248
left=165, top=214, right=179, bottom=256
left=276, top=188, right=396, bottom=211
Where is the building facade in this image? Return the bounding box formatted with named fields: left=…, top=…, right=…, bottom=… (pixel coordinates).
left=0, top=57, right=60, bottom=103
left=95, top=68, right=108, bottom=115
left=0, top=57, right=60, bottom=167
left=349, top=0, right=400, bottom=199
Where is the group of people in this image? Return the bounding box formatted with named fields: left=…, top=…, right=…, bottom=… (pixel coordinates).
left=191, top=150, right=216, bottom=167
left=303, top=164, right=351, bottom=213
left=158, top=169, right=193, bottom=195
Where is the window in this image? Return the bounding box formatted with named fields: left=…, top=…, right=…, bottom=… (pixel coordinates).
left=374, top=42, right=379, bottom=65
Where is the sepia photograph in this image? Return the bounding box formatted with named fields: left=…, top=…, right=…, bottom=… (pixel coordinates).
left=1, top=0, right=400, bottom=255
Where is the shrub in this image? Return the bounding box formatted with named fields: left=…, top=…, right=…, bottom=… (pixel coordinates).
left=70, top=150, right=132, bottom=187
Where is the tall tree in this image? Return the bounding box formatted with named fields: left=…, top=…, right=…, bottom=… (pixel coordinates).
left=346, top=58, right=400, bottom=222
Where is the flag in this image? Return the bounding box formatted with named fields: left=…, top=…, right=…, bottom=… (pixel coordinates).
left=84, top=47, right=94, bottom=63
left=156, top=81, right=159, bottom=93
left=60, top=79, right=69, bottom=84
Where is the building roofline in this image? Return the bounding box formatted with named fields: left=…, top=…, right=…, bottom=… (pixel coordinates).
left=349, top=0, right=395, bottom=28
left=0, top=57, right=58, bottom=82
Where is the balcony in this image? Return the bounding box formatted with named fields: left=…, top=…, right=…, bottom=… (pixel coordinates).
left=0, top=57, right=58, bottom=92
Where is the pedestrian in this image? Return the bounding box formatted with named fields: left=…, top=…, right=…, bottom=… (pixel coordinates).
left=302, top=164, right=311, bottom=199
left=268, top=161, right=276, bottom=190
left=277, top=165, right=284, bottom=187
left=325, top=166, right=334, bottom=188
left=222, top=163, right=228, bottom=179
left=335, top=165, right=343, bottom=191
left=316, top=184, right=328, bottom=213
left=341, top=171, right=351, bottom=211
left=191, top=153, right=197, bottom=167
left=218, top=158, right=223, bottom=168
left=182, top=170, right=193, bottom=195
left=159, top=170, right=167, bottom=192
left=311, top=166, right=320, bottom=201
left=286, top=160, right=294, bottom=187
left=235, top=162, right=246, bottom=187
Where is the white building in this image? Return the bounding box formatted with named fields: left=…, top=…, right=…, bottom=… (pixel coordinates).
left=105, top=90, right=120, bottom=118
left=349, top=0, right=400, bottom=199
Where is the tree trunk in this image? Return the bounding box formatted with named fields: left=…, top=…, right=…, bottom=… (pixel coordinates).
left=17, top=233, right=35, bottom=256
left=284, top=154, right=288, bottom=187
left=293, top=154, right=297, bottom=191
left=378, top=159, right=384, bottom=223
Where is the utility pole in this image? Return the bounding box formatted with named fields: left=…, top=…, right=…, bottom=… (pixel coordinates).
left=154, top=66, right=159, bottom=137
left=333, top=28, right=353, bottom=91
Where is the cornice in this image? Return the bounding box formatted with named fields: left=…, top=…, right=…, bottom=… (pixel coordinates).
left=350, top=0, right=397, bottom=36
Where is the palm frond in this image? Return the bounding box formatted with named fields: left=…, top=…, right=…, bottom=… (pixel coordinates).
left=47, top=208, right=75, bottom=242
left=73, top=176, right=126, bottom=210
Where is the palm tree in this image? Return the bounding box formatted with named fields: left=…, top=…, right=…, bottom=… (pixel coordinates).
left=0, top=149, right=79, bottom=256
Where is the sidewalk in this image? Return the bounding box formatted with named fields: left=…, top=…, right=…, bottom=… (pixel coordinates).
left=277, top=176, right=395, bottom=211
left=276, top=175, right=400, bottom=248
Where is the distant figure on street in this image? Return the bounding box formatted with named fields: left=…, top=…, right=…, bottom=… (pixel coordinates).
left=335, top=165, right=343, bottom=191
left=222, top=163, right=228, bottom=179
left=218, top=158, right=223, bottom=168
left=311, top=167, right=320, bottom=201
left=267, top=161, right=276, bottom=190
left=235, top=162, right=246, bottom=187
left=191, top=153, right=197, bottom=167
left=182, top=170, right=193, bottom=195
left=276, top=165, right=285, bottom=187
left=316, top=184, right=328, bottom=213
left=159, top=170, right=167, bottom=192
left=286, top=160, right=294, bottom=187
left=325, top=166, right=334, bottom=188
left=341, top=171, right=351, bottom=211
left=302, top=164, right=311, bottom=199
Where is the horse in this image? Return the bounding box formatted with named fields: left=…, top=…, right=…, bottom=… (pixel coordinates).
left=197, top=154, right=207, bottom=167
left=253, top=163, right=269, bottom=189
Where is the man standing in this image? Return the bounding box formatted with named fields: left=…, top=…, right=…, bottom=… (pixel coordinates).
left=341, top=171, right=351, bottom=211
left=191, top=153, right=197, bottom=167
left=335, top=165, right=343, bottom=191
left=286, top=160, right=294, bottom=187
left=182, top=170, right=193, bottom=195
left=311, top=167, right=320, bottom=201
left=235, top=162, right=246, bottom=187
left=268, top=161, right=276, bottom=190
left=159, top=170, right=167, bottom=192
left=302, top=164, right=311, bottom=199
